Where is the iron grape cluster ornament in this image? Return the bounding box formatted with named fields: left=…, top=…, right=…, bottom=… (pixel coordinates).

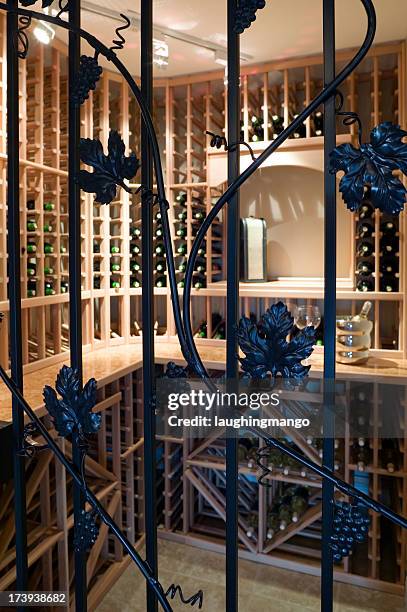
left=237, top=301, right=315, bottom=379
left=73, top=510, right=99, bottom=552
left=235, top=0, right=266, bottom=33
left=330, top=122, right=407, bottom=215
left=43, top=365, right=100, bottom=439
left=72, top=55, right=103, bottom=105
left=77, top=130, right=139, bottom=205
left=330, top=500, right=370, bottom=562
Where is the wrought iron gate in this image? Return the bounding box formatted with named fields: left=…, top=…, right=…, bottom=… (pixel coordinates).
left=1, top=0, right=407, bottom=610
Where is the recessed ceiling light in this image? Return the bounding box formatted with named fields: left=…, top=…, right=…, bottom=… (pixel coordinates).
left=33, top=22, right=55, bottom=45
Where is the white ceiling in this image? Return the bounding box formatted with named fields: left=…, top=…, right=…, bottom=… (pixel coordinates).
left=59, top=0, right=407, bottom=76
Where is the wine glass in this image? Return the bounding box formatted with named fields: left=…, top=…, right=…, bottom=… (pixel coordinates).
left=293, top=305, right=321, bottom=331
left=293, top=305, right=321, bottom=364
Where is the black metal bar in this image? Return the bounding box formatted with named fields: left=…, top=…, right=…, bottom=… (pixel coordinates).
left=141, top=1, right=158, bottom=610
left=7, top=0, right=28, bottom=602
left=322, top=1, right=336, bottom=609
left=226, top=1, right=240, bottom=609
left=68, top=0, right=87, bottom=607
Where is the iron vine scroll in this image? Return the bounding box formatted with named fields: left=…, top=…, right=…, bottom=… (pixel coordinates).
left=1, top=0, right=407, bottom=609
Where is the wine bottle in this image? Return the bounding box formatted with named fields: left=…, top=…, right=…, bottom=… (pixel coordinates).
left=177, top=242, right=187, bottom=255
left=380, top=220, right=397, bottom=235
left=178, top=210, right=187, bottom=222
left=290, top=486, right=309, bottom=522
left=246, top=513, right=258, bottom=539
left=110, top=280, right=120, bottom=288
left=44, top=280, right=56, bottom=296
left=44, top=242, right=54, bottom=254
left=380, top=235, right=399, bottom=255
left=213, top=320, right=226, bottom=340
left=27, top=242, right=37, bottom=254
left=131, top=244, right=141, bottom=255
left=27, top=280, right=36, bottom=297
left=313, top=111, right=324, bottom=136
left=130, top=276, right=141, bottom=288
left=27, top=199, right=35, bottom=211
left=155, top=259, right=166, bottom=273
left=43, top=201, right=55, bottom=212
left=175, top=192, right=187, bottom=206
left=61, top=281, right=69, bottom=293
left=111, top=263, right=121, bottom=272
left=130, top=226, right=141, bottom=238
left=194, top=210, right=205, bottom=221
left=155, top=275, right=166, bottom=288
left=177, top=258, right=187, bottom=273
left=93, top=240, right=100, bottom=253
left=155, top=242, right=165, bottom=256
left=356, top=241, right=374, bottom=257
left=357, top=220, right=374, bottom=239
left=380, top=257, right=398, bottom=274
left=293, top=114, right=306, bottom=138
left=195, top=258, right=206, bottom=273
left=271, top=114, right=284, bottom=139
left=193, top=273, right=206, bottom=290
left=60, top=245, right=67, bottom=254
left=176, top=225, right=187, bottom=238
left=43, top=222, right=53, bottom=233
left=278, top=503, right=292, bottom=530
left=381, top=440, right=400, bottom=473
left=266, top=513, right=279, bottom=540
left=356, top=278, right=374, bottom=292
left=380, top=275, right=398, bottom=293
left=155, top=226, right=163, bottom=238
left=44, top=265, right=54, bottom=275
left=352, top=444, right=371, bottom=471
left=177, top=279, right=185, bottom=289
left=359, top=199, right=374, bottom=219
left=131, top=261, right=141, bottom=272
left=27, top=218, right=37, bottom=232
left=196, top=320, right=207, bottom=339
left=110, top=245, right=120, bottom=254
left=155, top=211, right=162, bottom=222
left=356, top=260, right=374, bottom=276
left=27, top=259, right=36, bottom=277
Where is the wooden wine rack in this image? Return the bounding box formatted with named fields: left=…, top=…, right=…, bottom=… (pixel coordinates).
left=0, top=15, right=406, bottom=606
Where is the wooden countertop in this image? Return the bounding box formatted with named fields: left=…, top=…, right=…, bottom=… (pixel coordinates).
left=1, top=342, right=406, bottom=424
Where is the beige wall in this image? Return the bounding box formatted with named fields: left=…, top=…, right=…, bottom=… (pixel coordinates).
left=239, top=165, right=352, bottom=280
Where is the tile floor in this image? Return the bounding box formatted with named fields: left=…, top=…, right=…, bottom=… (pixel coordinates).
left=97, top=539, right=407, bottom=611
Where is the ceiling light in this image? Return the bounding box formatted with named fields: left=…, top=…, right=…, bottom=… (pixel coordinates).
left=153, top=38, right=169, bottom=68
left=33, top=22, right=55, bottom=45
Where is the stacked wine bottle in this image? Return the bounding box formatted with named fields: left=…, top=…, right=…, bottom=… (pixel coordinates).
left=26, top=198, right=59, bottom=297
left=379, top=215, right=399, bottom=293
left=130, top=221, right=142, bottom=288
left=355, top=193, right=375, bottom=292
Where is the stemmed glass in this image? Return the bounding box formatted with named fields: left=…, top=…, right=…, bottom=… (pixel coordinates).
left=293, top=305, right=321, bottom=332
left=293, top=305, right=321, bottom=364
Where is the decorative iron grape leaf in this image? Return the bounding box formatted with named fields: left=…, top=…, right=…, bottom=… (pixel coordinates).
left=330, top=500, right=370, bottom=563
left=77, top=130, right=139, bottom=204
left=43, top=365, right=100, bottom=438
left=73, top=510, right=99, bottom=552
left=164, top=361, right=188, bottom=378
left=237, top=301, right=315, bottom=379
left=330, top=122, right=407, bottom=215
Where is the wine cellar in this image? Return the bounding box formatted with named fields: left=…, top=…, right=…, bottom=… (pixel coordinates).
left=1, top=2, right=407, bottom=611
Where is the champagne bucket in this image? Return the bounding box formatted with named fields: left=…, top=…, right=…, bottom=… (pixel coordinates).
left=336, top=314, right=373, bottom=365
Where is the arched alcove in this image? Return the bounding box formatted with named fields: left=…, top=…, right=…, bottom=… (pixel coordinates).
left=239, top=165, right=352, bottom=281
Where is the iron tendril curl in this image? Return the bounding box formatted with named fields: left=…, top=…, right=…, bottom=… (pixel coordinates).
left=109, top=13, right=131, bottom=53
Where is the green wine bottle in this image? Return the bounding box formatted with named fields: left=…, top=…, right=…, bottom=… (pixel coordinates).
left=44, top=243, right=54, bottom=254
left=27, top=218, right=37, bottom=232
left=110, top=246, right=120, bottom=254
left=43, top=202, right=55, bottom=211
left=27, top=242, right=37, bottom=254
